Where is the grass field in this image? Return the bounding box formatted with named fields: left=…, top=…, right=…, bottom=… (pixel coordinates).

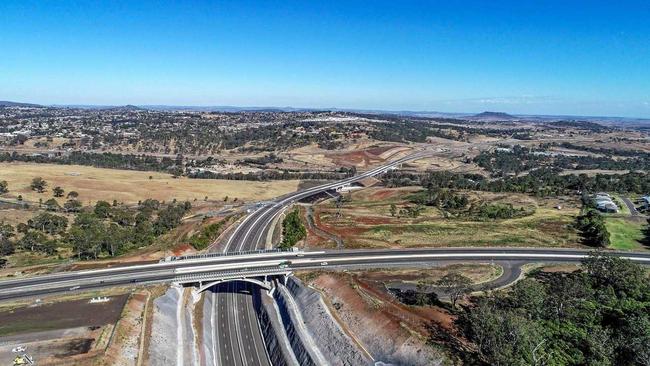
left=314, top=187, right=583, bottom=249
left=605, top=217, right=646, bottom=250
left=0, top=162, right=299, bottom=204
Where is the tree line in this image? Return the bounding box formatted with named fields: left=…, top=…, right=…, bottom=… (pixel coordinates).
left=382, top=169, right=650, bottom=195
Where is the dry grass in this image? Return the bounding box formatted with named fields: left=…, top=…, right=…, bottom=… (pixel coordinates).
left=0, top=162, right=299, bottom=204
left=314, top=187, right=583, bottom=249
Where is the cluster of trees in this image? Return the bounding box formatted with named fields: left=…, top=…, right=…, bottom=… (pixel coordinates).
left=280, top=208, right=306, bottom=248
left=407, top=186, right=529, bottom=220
left=474, top=145, right=650, bottom=177
left=69, top=199, right=190, bottom=259
left=0, top=199, right=191, bottom=262
left=475, top=203, right=528, bottom=220
left=382, top=169, right=650, bottom=196
left=411, top=186, right=470, bottom=211
left=0, top=151, right=182, bottom=174
left=575, top=209, right=611, bottom=247
left=456, top=254, right=650, bottom=365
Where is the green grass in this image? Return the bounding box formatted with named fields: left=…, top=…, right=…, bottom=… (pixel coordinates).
left=605, top=218, right=645, bottom=250
left=611, top=194, right=630, bottom=215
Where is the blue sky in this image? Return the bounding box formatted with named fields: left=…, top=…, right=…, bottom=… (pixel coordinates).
left=1, top=1, right=649, bottom=117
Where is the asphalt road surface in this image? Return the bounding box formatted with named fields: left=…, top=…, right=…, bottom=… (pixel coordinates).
left=207, top=151, right=432, bottom=366
left=3, top=247, right=650, bottom=301
left=621, top=196, right=642, bottom=216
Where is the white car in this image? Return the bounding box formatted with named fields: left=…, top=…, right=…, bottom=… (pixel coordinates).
left=69, top=285, right=80, bottom=291
left=12, top=346, right=26, bottom=353
left=320, top=261, right=328, bottom=266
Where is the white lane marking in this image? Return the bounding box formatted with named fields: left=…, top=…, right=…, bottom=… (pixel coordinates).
left=291, top=253, right=650, bottom=264
left=211, top=290, right=218, bottom=366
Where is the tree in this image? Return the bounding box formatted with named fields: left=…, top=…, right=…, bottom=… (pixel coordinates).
left=576, top=209, right=611, bottom=247
left=94, top=200, right=112, bottom=218
left=64, top=199, right=83, bottom=213
left=30, top=213, right=68, bottom=235
left=0, top=238, right=15, bottom=256
left=18, top=230, right=55, bottom=254
left=52, top=186, right=64, bottom=197
left=0, top=180, right=8, bottom=194
left=0, top=222, right=14, bottom=240
left=389, top=203, right=397, bottom=217
left=16, top=223, right=29, bottom=234
left=436, top=272, right=472, bottom=309
left=67, top=191, right=79, bottom=199
left=30, top=177, right=47, bottom=193
left=43, top=198, right=61, bottom=212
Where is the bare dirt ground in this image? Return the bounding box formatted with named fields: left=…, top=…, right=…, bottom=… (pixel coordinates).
left=0, top=294, right=131, bottom=365
left=0, top=295, right=128, bottom=337
left=285, top=142, right=413, bottom=169
left=300, top=271, right=455, bottom=366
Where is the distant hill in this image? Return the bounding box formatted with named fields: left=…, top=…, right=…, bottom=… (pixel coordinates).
left=470, top=111, right=518, bottom=121
left=0, top=100, right=43, bottom=108
left=101, top=104, right=147, bottom=112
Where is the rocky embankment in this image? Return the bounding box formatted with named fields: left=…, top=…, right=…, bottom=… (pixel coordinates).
left=274, top=277, right=371, bottom=366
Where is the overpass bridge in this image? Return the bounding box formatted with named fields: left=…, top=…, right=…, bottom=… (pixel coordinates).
left=1, top=247, right=650, bottom=301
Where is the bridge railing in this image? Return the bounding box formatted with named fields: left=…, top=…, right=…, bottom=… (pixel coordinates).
left=174, top=267, right=291, bottom=283
left=163, top=248, right=297, bottom=262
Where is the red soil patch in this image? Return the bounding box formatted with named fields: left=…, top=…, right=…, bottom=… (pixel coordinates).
left=172, top=243, right=195, bottom=256
left=305, top=225, right=330, bottom=247
left=365, top=146, right=395, bottom=155
left=355, top=216, right=393, bottom=225
left=329, top=149, right=385, bottom=167
left=368, top=189, right=400, bottom=201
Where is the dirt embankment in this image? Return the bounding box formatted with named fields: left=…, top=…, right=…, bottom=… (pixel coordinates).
left=148, top=286, right=199, bottom=365
left=303, top=272, right=454, bottom=366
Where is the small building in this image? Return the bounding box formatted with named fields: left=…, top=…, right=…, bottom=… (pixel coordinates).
left=596, top=202, right=619, bottom=213
left=642, top=196, right=650, bottom=209
left=592, top=193, right=619, bottom=213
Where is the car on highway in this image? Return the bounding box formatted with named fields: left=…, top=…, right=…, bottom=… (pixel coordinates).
left=69, top=285, right=80, bottom=291
left=320, top=261, right=328, bottom=266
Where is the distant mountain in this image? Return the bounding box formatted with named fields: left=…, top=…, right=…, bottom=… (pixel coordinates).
left=0, top=100, right=43, bottom=108
left=102, top=104, right=147, bottom=111
left=470, top=111, right=518, bottom=121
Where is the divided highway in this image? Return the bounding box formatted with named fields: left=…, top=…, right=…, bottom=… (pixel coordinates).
left=2, top=248, right=650, bottom=300
left=207, top=150, right=432, bottom=366
left=2, top=151, right=649, bottom=365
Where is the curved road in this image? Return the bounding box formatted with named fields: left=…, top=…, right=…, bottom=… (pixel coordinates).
left=207, top=151, right=431, bottom=366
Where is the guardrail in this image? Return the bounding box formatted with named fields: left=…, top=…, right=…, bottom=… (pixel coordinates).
left=163, top=248, right=297, bottom=262
left=174, top=267, right=291, bottom=283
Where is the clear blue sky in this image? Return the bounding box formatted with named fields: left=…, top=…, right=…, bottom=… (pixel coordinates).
left=1, top=1, right=649, bottom=117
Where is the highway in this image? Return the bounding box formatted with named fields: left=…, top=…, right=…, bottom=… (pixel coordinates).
left=1, top=247, right=650, bottom=301
left=2, top=150, right=649, bottom=365
left=207, top=150, right=432, bottom=366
